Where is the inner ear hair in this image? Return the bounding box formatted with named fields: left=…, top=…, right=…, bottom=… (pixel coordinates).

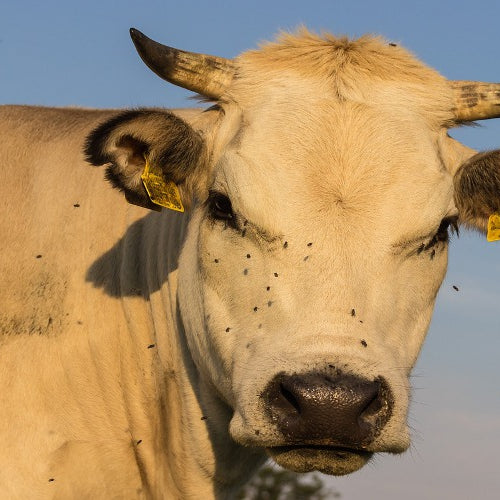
left=116, top=135, right=148, bottom=168
left=85, top=109, right=205, bottom=210
left=105, top=134, right=149, bottom=194
left=454, top=149, right=500, bottom=232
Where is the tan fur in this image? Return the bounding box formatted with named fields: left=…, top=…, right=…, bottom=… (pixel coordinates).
left=1, top=29, right=498, bottom=499
left=232, top=28, right=454, bottom=127
left=0, top=105, right=260, bottom=498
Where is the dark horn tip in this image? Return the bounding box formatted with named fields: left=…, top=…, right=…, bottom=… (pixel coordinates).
left=129, top=28, right=144, bottom=42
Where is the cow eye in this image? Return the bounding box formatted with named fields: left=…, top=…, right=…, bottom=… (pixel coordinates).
left=208, top=191, right=234, bottom=221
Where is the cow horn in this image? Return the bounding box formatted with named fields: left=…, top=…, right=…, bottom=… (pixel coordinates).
left=451, top=81, right=500, bottom=121
left=130, top=28, right=235, bottom=99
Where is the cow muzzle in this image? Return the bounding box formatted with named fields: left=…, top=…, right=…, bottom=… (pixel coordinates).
left=261, top=371, right=394, bottom=475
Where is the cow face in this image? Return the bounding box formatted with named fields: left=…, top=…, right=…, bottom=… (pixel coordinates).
left=85, top=30, right=500, bottom=476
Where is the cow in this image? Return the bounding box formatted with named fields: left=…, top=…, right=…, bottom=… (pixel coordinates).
left=1, top=27, right=500, bottom=499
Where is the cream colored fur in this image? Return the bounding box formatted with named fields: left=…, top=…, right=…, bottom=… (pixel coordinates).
left=0, top=106, right=262, bottom=498
left=0, top=29, right=490, bottom=499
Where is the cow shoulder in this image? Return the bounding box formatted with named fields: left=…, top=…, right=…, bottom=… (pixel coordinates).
left=85, top=109, right=206, bottom=210
left=454, top=149, right=500, bottom=231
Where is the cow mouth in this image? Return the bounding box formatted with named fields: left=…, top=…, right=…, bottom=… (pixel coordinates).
left=266, top=445, right=372, bottom=476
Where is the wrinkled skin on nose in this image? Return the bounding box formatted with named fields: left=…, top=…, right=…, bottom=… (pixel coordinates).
left=262, top=371, right=393, bottom=446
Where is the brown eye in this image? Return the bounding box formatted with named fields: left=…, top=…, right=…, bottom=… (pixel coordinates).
left=208, top=191, right=234, bottom=221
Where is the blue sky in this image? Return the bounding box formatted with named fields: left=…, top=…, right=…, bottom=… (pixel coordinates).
left=2, top=1, right=499, bottom=498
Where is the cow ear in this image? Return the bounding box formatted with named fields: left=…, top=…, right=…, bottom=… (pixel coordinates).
left=85, top=109, right=205, bottom=211
left=454, top=149, right=500, bottom=232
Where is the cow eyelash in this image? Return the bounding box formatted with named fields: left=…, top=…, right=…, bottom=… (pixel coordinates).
left=418, top=215, right=459, bottom=252
left=207, top=191, right=235, bottom=223
left=432, top=215, right=459, bottom=243
left=439, top=215, right=459, bottom=237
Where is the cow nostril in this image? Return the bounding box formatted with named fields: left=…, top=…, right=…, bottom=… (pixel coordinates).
left=361, top=391, right=383, bottom=418
left=359, top=379, right=390, bottom=426
left=279, top=382, right=302, bottom=415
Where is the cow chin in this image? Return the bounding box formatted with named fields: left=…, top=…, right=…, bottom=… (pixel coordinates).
left=266, top=445, right=372, bottom=476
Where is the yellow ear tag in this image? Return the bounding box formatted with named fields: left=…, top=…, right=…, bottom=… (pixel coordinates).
left=141, top=157, right=184, bottom=212
left=487, top=213, right=500, bottom=242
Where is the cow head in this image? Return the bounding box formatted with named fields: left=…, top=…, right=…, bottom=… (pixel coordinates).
left=85, top=29, right=500, bottom=476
